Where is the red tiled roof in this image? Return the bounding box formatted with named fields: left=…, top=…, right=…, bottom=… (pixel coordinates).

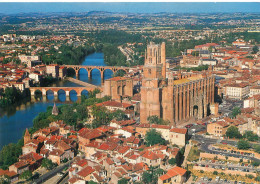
left=76, top=159, right=88, bottom=167
left=170, top=128, right=187, bottom=134
left=0, top=169, right=17, bottom=177
left=141, top=151, right=159, bottom=160
left=159, top=166, right=186, bottom=181
left=151, top=124, right=170, bottom=129
left=105, top=158, right=114, bottom=165
left=77, top=166, right=95, bottom=177
left=95, top=100, right=133, bottom=109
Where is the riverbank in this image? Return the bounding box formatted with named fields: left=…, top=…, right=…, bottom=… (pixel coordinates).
left=0, top=52, right=112, bottom=169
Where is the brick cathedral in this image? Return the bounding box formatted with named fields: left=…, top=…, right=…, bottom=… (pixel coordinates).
left=140, top=42, right=216, bottom=125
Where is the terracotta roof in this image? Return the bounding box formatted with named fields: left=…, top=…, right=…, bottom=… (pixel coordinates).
left=151, top=124, right=171, bottom=129
left=108, top=76, right=127, bottom=81
left=68, top=177, right=81, bottom=184
left=159, top=166, right=186, bottom=181
left=105, top=158, right=114, bottom=165
left=77, top=166, right=95, bottom=177
left=76, top=159, right=88, bottom=167
left=79, top=129, right=104, bottom=140
left=170, top=128, right=187, bottom=134
left=95, top=100, right=133, bottom=109
left=11, top=160, right=29, bottom=169
left=141, top=151, right=159, bottom=160
left=49, top=149, right=64, bottom=157
left=19, top=152, right=43, bottom=163
left=0, top=169, right=17, bottom=177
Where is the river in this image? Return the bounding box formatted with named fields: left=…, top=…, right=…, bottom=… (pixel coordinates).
left=0, top=53, right=112, bottom=149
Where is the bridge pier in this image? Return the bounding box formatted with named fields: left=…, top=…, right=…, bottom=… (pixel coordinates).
left=30, top=90, right=35, bottom=96
left=66, top=96, right=70, bottom=102
left=42, top=89, right=46, bottom=96
left=54, top=91, right=58, bottom=96
left=54, top=95, right=58, bottom=101
left=66, top=91, right=70, bottom=96
left=100, top=71, right=104, bottom=82
left=42, top=96, right=47, bottom=102
left=88, top=72, right=92, bottom=79
left=75, top=70, right=79, bottom=79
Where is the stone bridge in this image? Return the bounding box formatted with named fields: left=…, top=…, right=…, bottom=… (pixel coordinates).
left=30, top=86, right=101, bottom=97
left=63, top=65, right=130, bottom=80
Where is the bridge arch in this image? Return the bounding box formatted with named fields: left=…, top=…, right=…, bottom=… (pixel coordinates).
left=67, top=67, right=77, bottom=77
left=78, top=68, right=89, bottom=80
left=103, top=69, right=113, bottom=80
left=69, top=89, right=78, bottom=102
left=34, top=89, right=42, bottom=99
left=114, top=69, right=127, bottom=77
left=81, top=89, right=89, bottom=97
left=46, top=89, right=54, bottom=101
left=58, top=89, right=66, bottom=102
left=88, top=68, right=102, bottom=82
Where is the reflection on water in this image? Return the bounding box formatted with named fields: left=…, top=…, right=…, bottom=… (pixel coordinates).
left=0, top=52, right=109, bottom=149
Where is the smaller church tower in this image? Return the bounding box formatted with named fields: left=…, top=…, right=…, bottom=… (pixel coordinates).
left=52, top=103, right=59, bottom=116
left=24, top=128, right=31, bottom=145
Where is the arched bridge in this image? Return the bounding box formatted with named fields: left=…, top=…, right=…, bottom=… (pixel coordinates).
left=63, top=65, right=130, bottom=80
left=30, top=86, right=101, bottom=97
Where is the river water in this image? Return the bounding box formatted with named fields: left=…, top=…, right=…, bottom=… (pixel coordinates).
left=0, top=53, right=112, bottom=149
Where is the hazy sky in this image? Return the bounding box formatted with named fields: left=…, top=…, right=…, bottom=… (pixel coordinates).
left=0, top=2, right=259, bottom=14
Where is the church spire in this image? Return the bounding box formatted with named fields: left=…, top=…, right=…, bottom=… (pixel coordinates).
left=52, top=102, right=59, bottom=116
left=24, top=128, right=31, bottom=144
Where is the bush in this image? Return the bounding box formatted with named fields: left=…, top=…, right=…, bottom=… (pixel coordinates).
left=200, top=170, right=204, bottom=173
left=213, top=171, right=218, bottom=175
left=237, top=140, right=251, bottom=150
left=225, top=126, right=241, bottom=139
left=145, top=129, right=166, bottom=146
left=168, top=158, right=176, bottom=166
left=246, top=174, right=254, bottom=179
left=20, top=170, right=32, bottom=180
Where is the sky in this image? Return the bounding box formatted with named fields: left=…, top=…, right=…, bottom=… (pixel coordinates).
left=0, top=2, right=259, bottom=15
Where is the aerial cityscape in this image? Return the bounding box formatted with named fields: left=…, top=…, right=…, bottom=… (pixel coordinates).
left=0, top=2, right=260, bottom=184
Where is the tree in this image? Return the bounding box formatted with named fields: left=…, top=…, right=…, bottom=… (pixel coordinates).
left=0, top=142, right=22, bottom=169
left=112, top=110, right=127, bottom=121
left=230, top=106, right=241, bottom=118
left=147, top=115, right=169, bottom=125
left=213, top=171, right=218, bottom=175
left=252, top=161, right=260, bottom=167
left=41, top=158, right=55, bottom=170
left=141, top=167, right=165, bottom=184
left=88, top=181, right=98, bottom=184
left=76, top=104, right=88, bottom=122
left=142, top=171, right=153, bottom=184
left=168, top=158, right=176, bottom=165
left=145, top=129, right=166, bottom=146
left=246, top=174, right=254, bottom=179
left=237, top=140, right=251, bottom=150
left=252, top=45, right=259, bottom=54
left=118, top=178, right=129, bottom=184
left=20, top=170, right=32, bottom=180
left=254, top=145, right=260, bottom=154
left=256, top=176, right=260, bottom=182
left=225, top=126, right=241, bottom=139
left=243, top=131, right=259, bottom=142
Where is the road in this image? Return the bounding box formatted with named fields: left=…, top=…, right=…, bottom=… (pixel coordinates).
left=198, top=161, right=259, bottom=172
left=30, top=160, right=72, bottom=184
left=192, top=135, right=260, bottom=162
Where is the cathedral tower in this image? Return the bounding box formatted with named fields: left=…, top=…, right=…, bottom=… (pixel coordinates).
left=140, top=42, right=166, bottom=123
left=24, top=128, right=31, bottom=145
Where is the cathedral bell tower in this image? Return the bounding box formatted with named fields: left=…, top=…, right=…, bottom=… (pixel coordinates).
left=140, top=42, right=166, bottom=123
left=24, top=128, right=31, bottom=145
